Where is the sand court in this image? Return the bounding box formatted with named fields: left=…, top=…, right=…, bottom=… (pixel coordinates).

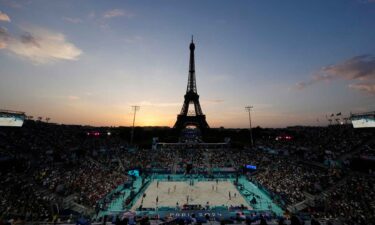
left=131, top=180, right=251, bottom=210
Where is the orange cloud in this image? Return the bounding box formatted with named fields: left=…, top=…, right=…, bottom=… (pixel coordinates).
left=295, top=55, right=375, bottom=95
left=0, top=11, right=11, bottom=22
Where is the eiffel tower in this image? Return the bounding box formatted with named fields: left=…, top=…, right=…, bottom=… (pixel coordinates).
left=174, top=37, right=209, bottom=132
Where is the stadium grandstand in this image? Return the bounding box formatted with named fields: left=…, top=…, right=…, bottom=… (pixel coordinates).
left=1, top=118, right=374, bottom=225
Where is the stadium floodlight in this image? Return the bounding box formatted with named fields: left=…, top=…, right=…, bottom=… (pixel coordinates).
left=245, top=106, right=254, bottom=148
left=130, top=106, right=140, bottom=146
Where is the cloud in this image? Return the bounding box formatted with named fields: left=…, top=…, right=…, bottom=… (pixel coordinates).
left=87, top=9, right=134, bottom=30
left=1, top=0, right=27, bottom=8
left=0, top=11, right=11, bottom=22
left=0, top=40, right=6, bottom=49
left=103, top=9, right=133, bottom=19
left=67, top=95, right=80, bottom=100
left=295, top=82, right=307, bottom=90
left=0, top=27, right=10, bottom=48
left=62, top=17, right=83, bottom=24
left=349, top=83, right=375, bottom=95
left=0, top=26, right=82, bottom=64
left=20, top=32, right=40, bottom=47
left=295, top=55, right=375, bottom=95
left=319, top=55, right=375, bottom=81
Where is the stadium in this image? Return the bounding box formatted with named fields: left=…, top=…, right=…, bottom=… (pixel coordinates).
left=1, top=40, right=374, bottom=224
left=1, top=1, right=375, bottom=225
left=1, top=117, right=374, bottom=225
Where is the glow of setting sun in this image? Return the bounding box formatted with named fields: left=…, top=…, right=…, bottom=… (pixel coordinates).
left=136, top=115, right=174, bottom=127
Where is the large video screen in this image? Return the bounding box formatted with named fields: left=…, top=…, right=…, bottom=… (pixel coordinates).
left=352, top=118, right=375, bottom=128
left=245, top=164, right=257, bottom=170
left=0, top=115, right=24, bottom=127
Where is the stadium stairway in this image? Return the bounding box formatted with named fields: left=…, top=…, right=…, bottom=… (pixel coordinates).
left=71, top=202, right=93, bottom=215
left=95, top=177, right=145, bottom=219
left=116, top=155, right=125, bottom=171
left=287, top=173, right=354, bottom=215
left=287, top=174, right=352, bottom=213
left=315, top=173, right=352, bottom=200
left=237, top=176, right=283, bottom=215
left=203, top=151, right=212, bottom=174
left=95, top=190, right=130, bottom=219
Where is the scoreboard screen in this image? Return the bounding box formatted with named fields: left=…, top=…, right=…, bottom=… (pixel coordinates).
left=0, top=114, right=25, bottom=127
left=351, top=112, right=375, bottom=128
left=352, top=118, right=375, bottom=128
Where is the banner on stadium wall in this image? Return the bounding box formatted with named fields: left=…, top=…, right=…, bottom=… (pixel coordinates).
left=135, top=210, right=273, bottom=219
left=147, top=167, right=236, bottom=174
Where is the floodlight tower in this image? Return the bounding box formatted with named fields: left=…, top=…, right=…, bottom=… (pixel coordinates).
left=245, top=106, right=254, bottom=148
left=130, top=105, right=140, bottom=146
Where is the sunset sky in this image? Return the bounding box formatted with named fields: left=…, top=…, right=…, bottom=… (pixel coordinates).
left=0, top=0, right=374, bottom=128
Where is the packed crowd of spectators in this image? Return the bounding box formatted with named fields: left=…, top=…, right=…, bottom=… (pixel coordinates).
left=246, top=152, right=344, bottom=204
left=0, top=121, right=374, bottom=224
left=0, top=172, right=55, bottom=221
left=311, top=175, right=375, bottom=225
left=0, top=121, right=130, bottom=219
left=356, top=139, right=375, bottom=162
left=33, top=161, right=129, bottom=207
left=256, top=125, right=373, bottom=165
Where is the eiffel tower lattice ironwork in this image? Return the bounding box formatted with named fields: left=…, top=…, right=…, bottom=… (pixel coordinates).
left=174, top=37, right=209, bottom=131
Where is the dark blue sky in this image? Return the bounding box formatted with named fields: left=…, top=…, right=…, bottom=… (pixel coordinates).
left=0, top=0, right=374, bottom=127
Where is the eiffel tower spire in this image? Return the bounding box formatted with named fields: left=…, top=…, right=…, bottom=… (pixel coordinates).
left=174, top=38, right=209, bottom=132
left=187, top=36, right=197, bottom=93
